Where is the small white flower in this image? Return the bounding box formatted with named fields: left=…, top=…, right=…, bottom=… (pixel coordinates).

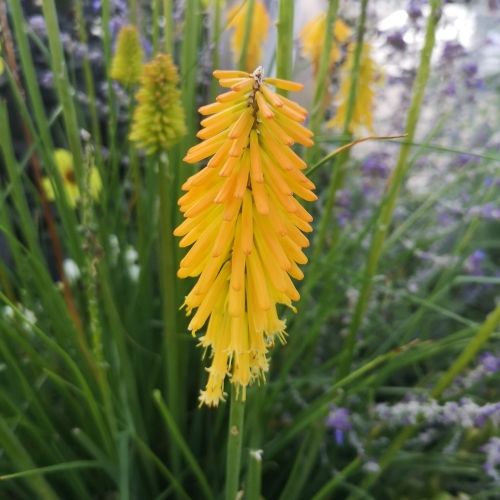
left=63, top=258, right=81, bottom=283
left=128, top=264, right=140, bottom=282
left=125, top=246, right=139, bottom=265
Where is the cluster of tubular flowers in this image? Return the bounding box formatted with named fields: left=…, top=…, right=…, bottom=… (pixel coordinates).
left=300, top=14, right=352, bottom=75
left=328, top=42, right=380, bottom=134
left=175, top=67, right=316, bottom=407
left=110, top=25, right=143, bottom=86
left=129, top=53, right=186, bottom=154
left=42, top=149, right=101, bottom=207
left=227, top=0, right=270, bottom=72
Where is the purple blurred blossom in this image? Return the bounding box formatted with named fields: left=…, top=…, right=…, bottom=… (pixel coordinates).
left=482, top=437, right=500, bottom=482
left=407, top=0, right=424, bottom=20
left=481, top=203, right=500, bottom=220
left=465, top=249, right=486, bottom=275
left=481, top=352, right=500, bottom=373
left=28, top=15, right=47, bottom=36
left=386, top=31, right=407, bottom=51
left=326, top=406, right=352, bottom=445
left=374, top=397, right=500, bottom=429
left=362, top=153, right=390, bottom=178
left=441, top=41, right=465, bottom=63
left=40, top=70, right=54, bottom=88
left=489, top=0, right=499, bottom=12
left=455, top=153, right=477, bottom=168
left=442, top=81, right=456, bottom=97
left=462, top=62, right=478, bottom=78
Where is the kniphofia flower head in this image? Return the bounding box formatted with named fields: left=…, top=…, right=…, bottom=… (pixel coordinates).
left=328, top=43, right=380, bottom=134
left=110, top=25, right=143, bottom=86
left=227, top=1, right=271, bottom=72
left=176, top=68, right=316, bottom=407
left=129, top=53, right=186, bottom=154
left=42, top=149, right=101, bottom=207
left=300, top=14, right=352, bottom=75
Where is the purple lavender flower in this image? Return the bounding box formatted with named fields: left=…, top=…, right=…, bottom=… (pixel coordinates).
left=441, top=41, right=465, bottom=63
left=464, top=249, right=486, bottom=275
left=480, top=352, right=500, bottom=374
left=481, top=203, right=500, bottom=220
left=386, top=31, right=407, bottom=51
left=326, top=406, right=352, bottom=445
left=28, top=15, right=47, bottom=37
left=482, top=437, right=500, bottom=482
left=362, top=153, right=390, bottom=178
left=462, top=62, right=478, bottom=78
left=407, top=0, right=424, bottom=20
left=442, top=81, right=457, bottom=97
left=474, top=402, right=500, bottom=428
left=455, top=153, right=477, bottom=167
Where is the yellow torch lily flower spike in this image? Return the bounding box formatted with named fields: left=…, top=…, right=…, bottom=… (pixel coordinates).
left=300, top=14, right=352, bottom=75
left=176, top=67, right=316, bottom=407
left=227, top=0, right=271, bottom=72
left=129, top=53, right=186, bottom=154
left=328, top=42, right=379, bottom=134
left=110, top=25, right=143, bottom=86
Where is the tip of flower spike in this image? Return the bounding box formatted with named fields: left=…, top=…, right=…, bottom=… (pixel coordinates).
left=264, top=77, right=304, bottom=92
left=213, top=69, right=251, bottom=80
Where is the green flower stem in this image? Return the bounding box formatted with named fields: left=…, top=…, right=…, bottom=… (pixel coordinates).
left=157, top=153, right=182, bottom=471
left=74, top=0, right=102, bottom=164
left=163, top=0, right=174, bottom=54
left=306, top=0, right=340, bottom=165
left=101, top=0, right=120, bottom=221
left=210, top=0, right=223, bottom=100
left=246, top=449, right=262, bottom=500
left=41, top=0, right=83, bottom=181
left=238, top=0, right=255, bottom=70
left=311, top=0, right=368, bottom=264
left=225, top=386, right=246, bottom=500
left=80, top=143, right=118, bottom=449
left=337, top=0, right=442, bottom=380
left=152, top=0, right=161, bottom=54
left=276, top=0, right=294, bottom=94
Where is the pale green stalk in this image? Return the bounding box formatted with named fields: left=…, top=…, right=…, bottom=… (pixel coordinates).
left=0, top=419, right=58, bottom=500
left=74, top=0, right=102, bottom=163
left=238, top=0, right=255, bottom=70
left=246, top=449, right=263, bottom=500
left=163, top=0, right=174, bottom=54
left=306, top=0, right=340, bottom=164
left=153, top=391, right=214, bottom=499
left=210, top=0, right=223, bottom=99
left=41, top=0, right=83, bottom=181
left=158, top=152, right=182, bottom=467
left=276, top=0, right=294, bottom=93
left=225, top=387, right=246, bottom=500
left=152, top=0, right=161, bottom=54
left=337, top=0, right=442, bottom=379
left=311, top=0, right=368, bottom=264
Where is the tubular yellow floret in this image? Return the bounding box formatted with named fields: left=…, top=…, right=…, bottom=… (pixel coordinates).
left=175, top=67, right=315, bottom=407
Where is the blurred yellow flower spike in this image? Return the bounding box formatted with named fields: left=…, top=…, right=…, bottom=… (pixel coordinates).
left=42, top=149, right=101, bottom=207
left=300, top=14, right=352, bottom=75
left=328, top=42, right=380, bottom=135
left=176, top=67, right=316, bottom=407
left=129, top=53, right=186, bottom=154
left=227, top=0, right=271, bottom=72
left=110, top=25, right=143, bottom=86
left=0, top=46, right=4, bottom=75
